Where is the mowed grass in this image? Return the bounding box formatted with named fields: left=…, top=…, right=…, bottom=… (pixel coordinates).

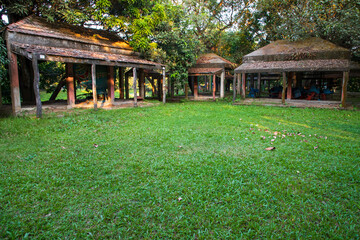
left=0, top=102, right=359, bottom=239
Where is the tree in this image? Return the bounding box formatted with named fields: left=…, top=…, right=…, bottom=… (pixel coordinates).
left=253, top=0, right=360, bottom=59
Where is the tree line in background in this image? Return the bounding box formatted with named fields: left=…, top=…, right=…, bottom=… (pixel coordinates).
left=1, top=0, right=359, bottom=102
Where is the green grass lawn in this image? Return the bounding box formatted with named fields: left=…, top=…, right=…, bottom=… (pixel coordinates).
left=0, top=102, right=359, bottom=239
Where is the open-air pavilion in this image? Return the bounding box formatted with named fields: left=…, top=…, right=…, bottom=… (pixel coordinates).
left=188, top=53, right=237, bottom=100
left=233, top=38, right=360, bottom=107
left=4, top=15, right=166, bottom=117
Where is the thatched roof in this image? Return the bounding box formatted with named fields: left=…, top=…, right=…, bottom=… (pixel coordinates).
left=188, top=53, right=237, bottom=76
left=235, top=38, right=352, bottom=73
left=5, top=15, right=163, bottom=69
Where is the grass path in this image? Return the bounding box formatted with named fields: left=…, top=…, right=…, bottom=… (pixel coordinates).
left=0, top=102, right=359, bottom=238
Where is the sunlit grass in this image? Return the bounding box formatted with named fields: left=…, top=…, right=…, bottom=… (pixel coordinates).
left=0, top=102, right=359, bottom=239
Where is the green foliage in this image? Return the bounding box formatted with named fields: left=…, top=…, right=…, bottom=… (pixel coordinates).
left=254, top=0, right=360, bottom=59
left=0, top=103, right=360, bottom=238
left=218, top=30, right=256, bottom=64
left=38, top=62, right=65, bottom=92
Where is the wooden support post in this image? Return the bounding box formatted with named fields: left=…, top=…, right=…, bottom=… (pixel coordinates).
left=162, top=67, right=166, bottom=103
left=237, top=73, right=241, bottom=94
left=133, top=68, right=137, bottom=107
left=282, top=72, right=286, bottom=104
left=257, top=73, right=261, bottom=96
left=241, top=73, right=246, bottom=99
left=107, top=66, right=115, bottom=104
left=212, top=74, right=216, bottom=101
left=139, top=69, right=145, bottom=98
left=8, top=49, right=21, bottom=115
left=287, top=72, right=292, bottom=100
left=341, top=71, right=349, bottom=107
left=194, top=76, right=198, bottom=99
left=220, top=70, right=225, bottom=98
left=125, top=72, right=129, bottom=99
left=91, top=64, right=97, bottom=109
left=158, top=76, right=162, bottom=101
left=233, top=73, right=236, bottom=103
left=185, top=83, right=189, bottom=99
left=119, top=67, right=124, bottom=99
left=66, top=63, right=75, bottom=107
left=31, top=54, right=42, bottom=118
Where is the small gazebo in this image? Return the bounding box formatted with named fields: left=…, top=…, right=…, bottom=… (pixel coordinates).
left=188, top=53, right=236, bottom=100
left=234, top=37, right=359, bottom=107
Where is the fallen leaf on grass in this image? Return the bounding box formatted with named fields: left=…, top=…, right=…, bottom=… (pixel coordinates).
left=177, top=197, right=183, bottom=201
left=271, top=139, right=275, bottom=142
left=61, top=146, right=66, bottom=149
left=303, top=140, right=308, bottom=142
left=93, top=144, right=98, bottom=148
left=265, top=147, right=276, bottom=151
left=314, top=146, right=318, bottom=150
left=261, top=136, right=266, bottom=140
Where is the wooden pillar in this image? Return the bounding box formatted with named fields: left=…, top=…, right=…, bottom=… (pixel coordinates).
left=233, top=73, right=237, bottom=103
left=32, top=54, right=42, bottom=118
left=158, top=76, right=162, bottom=101
left=185, top=83, right=189, bottom=99
left=287, top=72, right=292, bottom=100
left=107, top=66, right=115, bottom=104
left=282, top=72, right=286, bottom=104
left=0, top=82, right=2, bottom=106
left=139, top=69, right=145, bottom=98
left=125, top=72, right=129, bottom=99
left=91, top=64, right=97, bottom=110
left=212, top=74, right=216, bottom=101
left=162, top=67, right=166, bottom=103
left=133, top=68, right=137, bottom=107
left=66, top=63, right=75, bottom=107
left=257, top=73, right=261, bottom=95
left=194, top=76, right=199, bottom=99
left=7, top=49, right=21, bottom=115
left=341, top=71, right=349, bottom=107
left=237, top=73, right=241, bottom=94
left=241, top=73, right=246, bottom=99
left=171, top=78, right=174, bottom=98
left=119, top=67, right=124, bottom=99
left=220, top=70, right=225, bottom=98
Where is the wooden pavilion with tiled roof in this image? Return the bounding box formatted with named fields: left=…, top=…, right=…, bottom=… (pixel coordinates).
left=233, top=37, right=360, bottom=107
left=4, top=15, right=166, bottom=117
left=188, top=53, right=237, bottom=100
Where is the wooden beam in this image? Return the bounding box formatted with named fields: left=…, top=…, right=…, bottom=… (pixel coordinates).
left=220, top=70, right=225, bottom=98
left=241, top=73, right=246, bottom=99
left=107, top=66, right=115, bottom=104
left=158, top=76, right=162, bottom=101
left=32, top=54, right=42, bottom=118
left=237, top=73, right=241, bottom=94
left=133, top=68, right=137, bottom=107
left=282, top=72, right=286, bottom=104
left=139, top=68, right=145, bottom=98
left=66, top=63, right=75, bottom=106
left=91, top=64, right=97, bottom=110
left=125, top=72, right=129, bottom=99
left=119, top=67, right=124, bottom=99
left=185, top=83, right=189, bottom=100
left=162, top=67, right=166, bottom=104
left=233, top=73, right=236, bottom=103
left=194, top=76, right=198, bottom=99
left=0, top=81, right=2, bottom=106
left=7, top=48, right=21, bottom=115
left=341, top=71, right=349, bottom=107
left=257, top=73, right=261, bottom=95
left=212, top=74, right=216, bottom=101
left=287, top=72, right=292, bottom=100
